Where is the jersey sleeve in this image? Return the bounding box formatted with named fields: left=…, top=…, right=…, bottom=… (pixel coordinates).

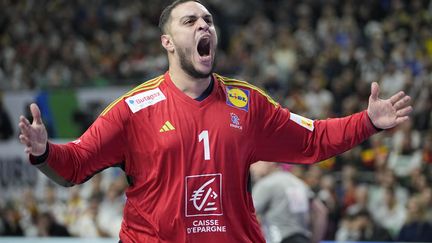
left=30, top=100, right=129, bottom=186
left=251, top=92, right=379, bottom=164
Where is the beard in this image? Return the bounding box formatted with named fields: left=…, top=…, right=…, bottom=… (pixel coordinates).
left=177, top=46, right=215, bottom=79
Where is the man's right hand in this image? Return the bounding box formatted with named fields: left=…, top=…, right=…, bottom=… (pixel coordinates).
left=18, top=103, right=48, bottom=156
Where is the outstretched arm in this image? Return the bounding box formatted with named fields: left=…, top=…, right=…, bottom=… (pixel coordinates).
left=18, top=102, right=127, bottom=186
left=254, top=82, right=413, bottom=164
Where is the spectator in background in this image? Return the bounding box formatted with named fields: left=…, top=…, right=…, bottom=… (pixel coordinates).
left=0, top=96, right=13, bottom=140
left=388, top=120, right=423, bottom=178
left=96, top=179, right=126, bottom=238
left=380, top=62, right=408, bottom=99
left=373, top=186, right=407, bottom=238
left=392, top=114, right=421, bottom=153
left=361, top=133, right=389, bottom=171
left=368, top=169, right=409, bottom=213
left=79, top=173, right=105, bottom=201
left=338, top=164, right=359, bottom=211
left=63, top=187, right=86, bottom=235
left=71, top=195, right=109, bottom=238
left=38, top=184, right=67, bottom=225
left=0, top=203, right=24, bottom=236
left=336, top=209, right=392, bottom=241
left=303, top=77, right=333, bottom=119
left=418, top=186, right=432, bottom=220
left=387, top=137, right=423, bottom=179
left=412, top=82, right=432, bottom=132
left=16, top=188, right=39, bottom=236
left=317, top=173, right=339, bottom=240
left=408, top=169, right=429, bottom=194
left=271, top=28, right=298, bottom=86
left=346, top=184, right=370, bottom=216
left=397, top=196, right=432, bottom=242
left=251, top=161, right=327, bottom=243
left=421, top=132, right=432, bottom=165
left=304, top=166, right=323, bottom=193
left=35, top=212, right=70, bottom=237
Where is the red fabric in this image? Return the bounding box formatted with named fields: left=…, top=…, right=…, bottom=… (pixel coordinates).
left=36, top=72, right=378, bottom=242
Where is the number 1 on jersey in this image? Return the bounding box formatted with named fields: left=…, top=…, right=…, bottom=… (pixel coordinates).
left=198, top=130, right=210, bottom=160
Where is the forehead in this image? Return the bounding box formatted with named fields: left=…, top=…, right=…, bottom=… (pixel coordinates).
left=171, top=1, right=211, bottom=20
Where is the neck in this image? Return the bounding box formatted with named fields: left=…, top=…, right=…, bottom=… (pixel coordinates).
left=169, top=66, right=212, bottom=99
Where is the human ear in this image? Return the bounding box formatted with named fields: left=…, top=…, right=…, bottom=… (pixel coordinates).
left=161, top=34, right=175, bottom=52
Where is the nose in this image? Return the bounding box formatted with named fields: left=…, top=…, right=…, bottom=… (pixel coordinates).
left=197, top=17, right=209, bottom=31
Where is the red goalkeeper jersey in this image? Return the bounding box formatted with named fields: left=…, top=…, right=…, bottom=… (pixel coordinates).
left=31, top=72, right=377, bottom=242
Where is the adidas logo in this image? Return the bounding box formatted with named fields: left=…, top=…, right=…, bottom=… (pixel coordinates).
left=160, top=121, right=175, bottom=132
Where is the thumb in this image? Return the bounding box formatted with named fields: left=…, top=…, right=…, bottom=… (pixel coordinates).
left=30, top=103, right=43, bottom=125
left=370, top=82, right=380, bottom=101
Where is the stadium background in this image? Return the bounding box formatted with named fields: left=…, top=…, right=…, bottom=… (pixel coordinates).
left=0, top=0, right=431, bottom=242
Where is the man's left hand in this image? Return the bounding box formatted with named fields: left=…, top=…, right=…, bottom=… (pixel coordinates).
left=367, top=82, right=413, bottom=130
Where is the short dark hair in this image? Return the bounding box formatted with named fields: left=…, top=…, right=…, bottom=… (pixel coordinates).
left=158, top=0, right=203, bottom=34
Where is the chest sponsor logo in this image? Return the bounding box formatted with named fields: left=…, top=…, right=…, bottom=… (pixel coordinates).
left=289, top=112, right=315, bottom=131
left=125, top=88, right=166, bottom=113
left=185, top=174, right=223, bottom=217
left=187, top=219, right=227, bottom=234
left=229, top=112, right=242, bottom=130
left=226, top=87, right=249, bottom=112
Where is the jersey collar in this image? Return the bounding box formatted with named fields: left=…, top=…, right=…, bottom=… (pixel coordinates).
left=164, top=71, right=219, bottom=108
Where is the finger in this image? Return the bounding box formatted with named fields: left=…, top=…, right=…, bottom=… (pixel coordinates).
left=19, top=134, right=31, bottom=148
left=30, top=103, right=43, bottom=125
left=370, top=82, right=380, bottom=101
left=19, top=134, right=25, bottom=143
left=396, top=106, right=413, bottom=117
left=389, top=91, right=405, bottom=105
left=395, top=116, right=410, bottom=126
left=19, top=134, right=31, bottom=147
left=19, top=122, right=30, bottom=135
left=20, top=115, right=31, bottom=127
left=394, top=96, right=411, bottom=110
left=24, top=147, right=32, bottom=154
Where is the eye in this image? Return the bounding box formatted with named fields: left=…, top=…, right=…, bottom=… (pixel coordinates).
left=183, top=17, right=197, bottom=25
left=204, top=17, right=213, bottom=25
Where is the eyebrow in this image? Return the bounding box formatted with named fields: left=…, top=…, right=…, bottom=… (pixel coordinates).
left=179, top=14, right=213, bottom=21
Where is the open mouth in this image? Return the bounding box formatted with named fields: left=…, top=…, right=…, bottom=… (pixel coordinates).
left=197, top=37, right=210, bottom=57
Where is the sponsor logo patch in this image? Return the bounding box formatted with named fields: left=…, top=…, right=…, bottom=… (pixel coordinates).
left=226, top=87, right=249, bottom=112
left=185, top=174, right=223, bottom=217
left=290, top=112, right=314, bottom=131
left=125, top=88, right=166, bottom=113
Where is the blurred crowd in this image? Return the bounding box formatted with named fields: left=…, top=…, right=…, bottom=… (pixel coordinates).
left=1, top=0, right=432, bottom=241
left=0, top=170, right=127, bottom=238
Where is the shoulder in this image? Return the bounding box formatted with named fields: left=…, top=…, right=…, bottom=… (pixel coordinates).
left=214, top=73, right=279, bottom=108
left=100, top=75, right=165, bottom=116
